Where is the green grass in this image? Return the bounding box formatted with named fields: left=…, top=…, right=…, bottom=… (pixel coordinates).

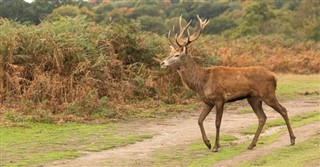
left=0, top=122, right=153, bottom=166
left=237, top=136, right=320, bottom=167
left=241, top=111, right=320, bottom=134
left=238, top=107, right=253, bottom=114
left=276, top=74, right=320, bottom=99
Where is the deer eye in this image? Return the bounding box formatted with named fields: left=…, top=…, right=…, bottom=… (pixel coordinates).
left=174, top=54, right=180, bottom=57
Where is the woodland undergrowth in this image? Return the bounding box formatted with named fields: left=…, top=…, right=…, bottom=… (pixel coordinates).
left=0, top=17, right=319, bottom=123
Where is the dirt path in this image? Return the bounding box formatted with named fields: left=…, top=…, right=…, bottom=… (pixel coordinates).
left=47, top=99, right=319, bottom=167
left=213, top=122, right=320, bottom=167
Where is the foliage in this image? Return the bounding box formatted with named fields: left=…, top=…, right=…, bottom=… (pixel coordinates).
left=137, top=16, right=168, bottom=35
left=47, top=5, right=95, bottom=21
left=0, top=17, right=171, bottom=122
left=0, top=0, right=84, bottom=24
left=1, top=0, right=320, bottom=122
left=206, top=35, right=320, bottom=73
left=1, top=0, right=319, bottom=40
left=308, top=20, right=320, bottom=41
left=230, top=2, right=275, bottom=38
left=129, top=5, right=164, bottom=19
left=203, top=18, right=237, bottom=34
left=94, top=3, right=114, bottom=23
left=0, top=16, right=319, bottom=122
left=0, top=0, right=34, bottom=23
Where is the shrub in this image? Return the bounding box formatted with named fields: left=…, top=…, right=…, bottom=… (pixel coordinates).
left=1, top=16, right=318, bottom=123
left=0, top=17, right=170, bottom=122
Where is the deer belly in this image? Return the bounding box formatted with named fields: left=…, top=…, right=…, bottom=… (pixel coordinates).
left=226, top=87, right=262, bottom=102
left=226, top=94, right=250, bottom=102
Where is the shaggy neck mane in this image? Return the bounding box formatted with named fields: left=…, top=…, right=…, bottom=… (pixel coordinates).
left=178, top=56, right=207, bottom=93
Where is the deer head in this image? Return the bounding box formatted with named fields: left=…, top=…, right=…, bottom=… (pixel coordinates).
left=160, top=15, right=209, bottom=69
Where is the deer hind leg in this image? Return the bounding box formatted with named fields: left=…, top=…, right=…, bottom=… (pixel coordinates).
left=213, top=101, right=224, bottom=152
left=247, top=97, right=267, bottom=150
left=198, top=103, right=214, bottom=149
left=263, top=95, right=296, bottom=145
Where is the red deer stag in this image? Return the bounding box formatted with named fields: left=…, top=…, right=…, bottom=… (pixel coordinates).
left=160, top=15, right=296, bottom=152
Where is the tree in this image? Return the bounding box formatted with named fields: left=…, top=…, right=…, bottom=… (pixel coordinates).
left=137, top=16, right=168, bottom=35
left=30, top=0, right=86, bottom=23
left=231, top=2, right=275, bottom=37
left=308, top=20, right=320, bottom=41
left=95, top=3, right=114, bottom=22
left=129, top=5, right=164, bottom=19
left=244, top=2, right=275, bottom=24
left=165, top=1, right=196, bottom=19
left=96, top=3, right=114, bottom=14
left=0, top=0, right=35, bottom=22
left=47, top=5, right=95, bottom=21
left=197, top=2, right=229, bottom=19
left=203, top=18, right=237, bottom=35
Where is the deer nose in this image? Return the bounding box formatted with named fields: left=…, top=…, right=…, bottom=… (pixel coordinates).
left=160, top=61, right=167, bottom=68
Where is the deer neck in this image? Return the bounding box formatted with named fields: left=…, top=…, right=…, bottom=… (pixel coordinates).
left=177, top=56, right=206, bottom=93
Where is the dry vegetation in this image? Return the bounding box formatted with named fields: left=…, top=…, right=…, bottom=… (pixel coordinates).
left=0, top=17, right=319, bottom=123
left=194, top=35, right=320, bottom=73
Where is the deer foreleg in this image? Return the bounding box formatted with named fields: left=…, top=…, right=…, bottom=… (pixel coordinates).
left=213, top=101, right=224, bottom=152
left=198, top=103, right=214, bottom=149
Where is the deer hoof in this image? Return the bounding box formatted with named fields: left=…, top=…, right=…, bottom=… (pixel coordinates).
left=247, top=144, right=256, bottom=150
left=290, top=138, right=296, bottom=145
left=205, top=141, right=211, bottom=150
left=212, top=148, right=219, bottom=152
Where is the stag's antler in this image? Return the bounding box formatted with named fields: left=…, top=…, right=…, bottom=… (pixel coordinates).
left=168, top=15, right=209, bottom=47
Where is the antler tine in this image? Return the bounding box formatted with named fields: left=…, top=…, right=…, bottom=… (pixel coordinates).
left=187, top=29, right=191, bottom=42
left=198, top=15, right=210, bottom=28
left=187, top=15, right=209, bottom=43
left=168, top=26, right=176, bottom=46
left=167, top=15, right=208, bottom=47
left=176, top=18, right=192, bottom=47
left=179, top=15, right=183, bottom=32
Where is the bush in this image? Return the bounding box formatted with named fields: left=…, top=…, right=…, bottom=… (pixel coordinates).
left=106, top=21, right=165, bottom=64
left=1, top=15, right=318, bottom=123
left=0, top=17, right=170, bottom=122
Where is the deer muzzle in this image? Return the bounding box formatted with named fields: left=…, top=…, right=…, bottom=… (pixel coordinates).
left=160, top=61, right=168, bottom=68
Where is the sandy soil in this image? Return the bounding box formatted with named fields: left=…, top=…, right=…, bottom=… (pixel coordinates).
left=46, top=98, right=320, bottom=167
